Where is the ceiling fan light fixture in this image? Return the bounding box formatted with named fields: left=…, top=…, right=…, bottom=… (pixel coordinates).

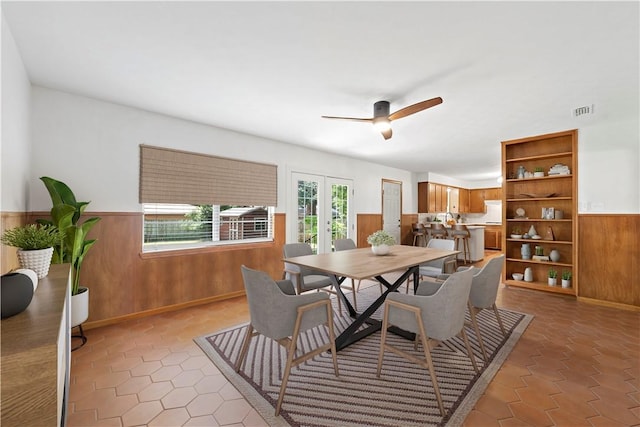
left=372, top=117, right=391, bottom=132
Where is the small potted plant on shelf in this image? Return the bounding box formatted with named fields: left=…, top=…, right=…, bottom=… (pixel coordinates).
left=367, top=230, right=396, bottom=256
left=548, top=268, right=558, bottom=286
left=534, top=167, right=545, bottom=178
left=561, top=270, right=572, bottom=288
left=1, top=224, right=64, bottom=278
left=510, top=227, right=522, bottom=239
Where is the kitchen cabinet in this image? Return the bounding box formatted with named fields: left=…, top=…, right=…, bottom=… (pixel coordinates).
left=484, top=225, right=502, bottom=250
left=418, top=182, right=449, bottom=213
left=502, top=129, right=577, bottom=296
left=458, top=188, right=470, bottom=213
left=469, top=187, right=503, bottom=213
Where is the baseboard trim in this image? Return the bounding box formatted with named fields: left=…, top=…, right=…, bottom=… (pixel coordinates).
left=83, top=290, right=247, bottom=330
left=577, top=296, right=640, bottom=312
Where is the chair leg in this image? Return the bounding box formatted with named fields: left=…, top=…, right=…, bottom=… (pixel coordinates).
left=468, top=304, right=488, bottom=361
left=276, top=307, right=306, bottom=416
left=350, top=278, right=357, bottom=311
left=325, top=301, right=339, bottom=377
left=416, top=313, right=446, bottom=416
left=376, top=303, right=391, bottom=377
left=492, top=303, right=507, bottom=336
left=460, top=327, right=479, bottom=373
left=235, top=323, right=254, bottom=372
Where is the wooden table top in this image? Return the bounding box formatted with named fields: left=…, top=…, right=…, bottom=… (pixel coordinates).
left=284, top=245, right=460, bottom=280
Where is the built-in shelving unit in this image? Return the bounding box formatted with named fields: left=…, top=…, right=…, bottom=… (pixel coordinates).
left=501, top=129, right=577, bottom=295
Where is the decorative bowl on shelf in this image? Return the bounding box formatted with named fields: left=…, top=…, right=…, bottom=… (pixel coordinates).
left=512, top=273, right=524, bottom=281
left=510, top=234, right=522, bottom=239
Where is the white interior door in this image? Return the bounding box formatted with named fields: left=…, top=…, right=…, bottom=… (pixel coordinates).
left=290, top=172, right=352, bottom=254
left=382, top=179, right=402, bottom=243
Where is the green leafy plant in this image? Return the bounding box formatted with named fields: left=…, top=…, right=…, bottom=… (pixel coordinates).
left=1, top=223, right=64, bottom=250
left=562, top=270, right=572, bottom=280
left=548, top=268, right=558, bottom=279
left=367, top=230, right=396, bottom=246
left=37, top=177, right=101, bottom=295
left=534, top=167, right=544, bottom=173
left=511, top=227, right=521, bottom=235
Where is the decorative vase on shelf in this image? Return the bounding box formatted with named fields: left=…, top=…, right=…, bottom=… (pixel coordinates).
left=549, top=249, right=560, bottom=262
left=528, top=225, right=537, bottom=237
left=524, top=267, right=533, bottom=282
left=562, top=279, right=571, bottom=289
left=548, top=277, right=557, bottom=286
left=371, top=244, right=390, bottom=256
left=521, top=243, right=531, bottom=260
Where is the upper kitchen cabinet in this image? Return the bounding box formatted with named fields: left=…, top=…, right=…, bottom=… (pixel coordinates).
left=469, top=187, right=503, bottom=213
left=418, top=182, right=465, bottom=213
left=502, top=129, right=577, bottom=296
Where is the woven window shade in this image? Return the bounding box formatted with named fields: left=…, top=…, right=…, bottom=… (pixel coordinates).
left=139, top=145, right=277, bottom=206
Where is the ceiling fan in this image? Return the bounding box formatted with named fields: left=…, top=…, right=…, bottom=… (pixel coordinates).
left=321, top=97, right=443, bottom=140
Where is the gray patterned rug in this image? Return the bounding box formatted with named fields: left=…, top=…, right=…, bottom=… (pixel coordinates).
left=194, top=282, right=532, bottom=427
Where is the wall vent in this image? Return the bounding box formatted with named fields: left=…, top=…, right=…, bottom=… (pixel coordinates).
left=573, top=104, right=595, bottom=117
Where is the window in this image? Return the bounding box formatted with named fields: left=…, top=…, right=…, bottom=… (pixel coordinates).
left=139, top=145, right=277, bottom=252
left=143, top=204, right=274, bottom=252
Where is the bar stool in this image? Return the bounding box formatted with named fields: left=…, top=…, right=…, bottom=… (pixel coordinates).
left=412, top=223, right=427, bottom=247
left=429, top=223, right=448, bottom=240
left=452, top=224, right=471, bottom=264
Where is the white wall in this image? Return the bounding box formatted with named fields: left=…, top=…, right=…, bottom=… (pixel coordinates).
left=29, top=87, right=414, bottom=215
left=578, top=118, right=640, bottom=213
left=1, top=13, right=32, bottom=212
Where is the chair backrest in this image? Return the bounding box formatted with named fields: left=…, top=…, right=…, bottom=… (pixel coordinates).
left=241, top=265, right=292, bottom=339
left=422, top=268, right=474, bottom=340
left=469, top=254, right=505, bottom=309
left=283, top=242, right=328, bottom=284
left=426, top=238, right=455, bottom=251
left=452, top=224, right=470, bottom=237
left=333, top=238, right=356, bottom=252
left=429, top=223, right=448, bottom=238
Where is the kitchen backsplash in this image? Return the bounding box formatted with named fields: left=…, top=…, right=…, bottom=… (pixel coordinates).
left=418, top=201, right=502, bottom=224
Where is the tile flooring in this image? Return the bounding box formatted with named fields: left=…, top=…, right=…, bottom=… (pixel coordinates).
left=68, top=252, right=639, bottom=426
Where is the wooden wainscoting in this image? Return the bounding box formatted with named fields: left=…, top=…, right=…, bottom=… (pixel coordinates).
left=1, top=212, right=29, bottom=273
left=356, top=213, right=418, bottom=248
left=578, top=214, right=639, bottom=309
left=24, top=212, right=287, bottom=327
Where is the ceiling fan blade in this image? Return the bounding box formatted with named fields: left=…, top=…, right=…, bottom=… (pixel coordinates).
left=381, top=128, right=392, bottom=140
left=321, top=115, right=373, bottom=123
left=388, top=97, right=443, bottom=121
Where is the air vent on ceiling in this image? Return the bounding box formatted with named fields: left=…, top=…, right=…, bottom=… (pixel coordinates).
left=573, top=104, right=595, bottom=117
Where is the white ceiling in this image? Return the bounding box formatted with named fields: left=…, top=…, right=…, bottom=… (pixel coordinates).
left=2, top=1, right=638, bottom=182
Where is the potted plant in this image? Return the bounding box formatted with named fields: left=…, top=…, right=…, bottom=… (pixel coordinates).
left=548, top=268, right=558, bottom=286
left=37, top=177, right=101, bottom=331
left=510, top=227, right=522, bottom=239
left=534, top=167, right=545, bottom=178
left=1, top=224, right=64, bottom=278
left=562, top=270, right=572, bottom=288
left=367, top=230, right=396, bottom=256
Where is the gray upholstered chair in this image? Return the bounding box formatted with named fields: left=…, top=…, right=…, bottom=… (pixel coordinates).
left=283, top=242, right=341, bottom=312
left=430, top=254, right=506, bottom=361
left=235, top=265, right=339, bottom=416
left=377, top=268, right=477, bottom=416
left=333, top=238, right=382, bottom=308
left=405, top=238, right=457, bottom=293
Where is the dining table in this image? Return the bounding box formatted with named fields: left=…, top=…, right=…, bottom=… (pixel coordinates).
left=283, top=244, right=460, bottom=351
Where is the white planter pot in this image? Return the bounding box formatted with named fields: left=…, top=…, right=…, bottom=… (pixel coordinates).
left=16, top=247, right=54, bottom=279
left=371, top=244, right=390, bottom=256
left=534, top=171, right=545, bottom=178
left=548, top=278, right=557, bottom=286
left=71, top=287, right=89, bottom=328
left=562, top=279, right=571, bottom=288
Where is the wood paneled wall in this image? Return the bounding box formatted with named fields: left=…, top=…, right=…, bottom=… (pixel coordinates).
left=578, top=214, right=639, bottom=309
left=356, top=213, right=417, bottom=248
left=18, top=212, right=287, bottom=328
left=1, top=212, right=28, bottom=273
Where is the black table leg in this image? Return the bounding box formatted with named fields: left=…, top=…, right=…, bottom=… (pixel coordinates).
left=334, top=266, right=418, bottom=351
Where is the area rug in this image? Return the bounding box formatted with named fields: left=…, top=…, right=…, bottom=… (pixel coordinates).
left=194, top=283, right=533, bottom=427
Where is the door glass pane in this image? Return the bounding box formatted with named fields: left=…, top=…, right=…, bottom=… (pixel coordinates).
left=297, top=179, right=319, bottom=253
left=331, top=183, right=349, bottom=246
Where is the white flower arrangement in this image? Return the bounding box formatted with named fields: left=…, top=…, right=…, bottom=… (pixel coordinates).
left=366, top=230, right=396, bottom=246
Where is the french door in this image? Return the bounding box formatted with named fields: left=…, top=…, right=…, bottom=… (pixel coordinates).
left=290, top=172, right=353, bottom=254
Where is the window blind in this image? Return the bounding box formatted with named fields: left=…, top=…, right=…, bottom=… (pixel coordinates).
left=139, top=145, right=277, bottom=206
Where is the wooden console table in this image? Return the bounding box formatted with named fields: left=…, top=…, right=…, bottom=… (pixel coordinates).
left=1, top=264, right=71, bottom=427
